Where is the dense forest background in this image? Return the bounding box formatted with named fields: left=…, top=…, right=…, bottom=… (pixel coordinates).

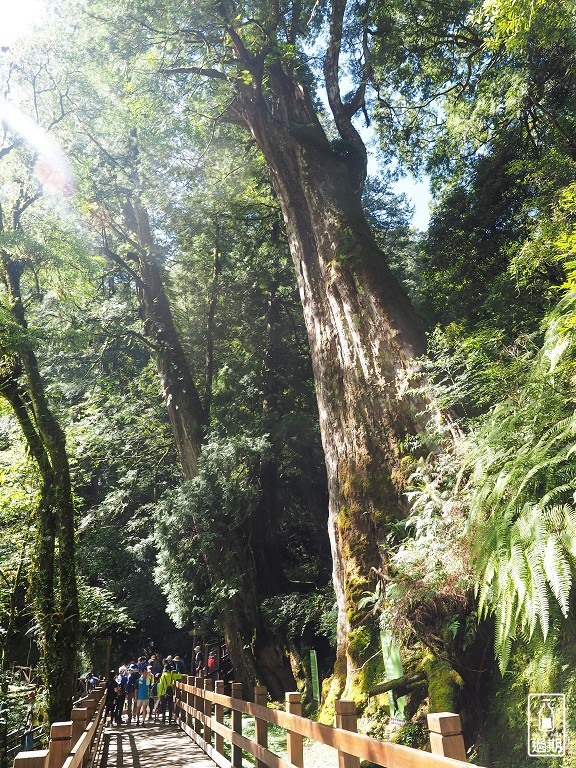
left=1, top=0, right=576, bottom=764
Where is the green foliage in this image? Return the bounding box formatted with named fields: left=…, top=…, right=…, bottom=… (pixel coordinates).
left=261, top=587, right=337, bottom=647
left=372, top=446, right=475, bottom=654
left=154, top=433, right=271, bottom=628
left=78, top=582, right=134, bottom=639
left=476, top=0, right=576, bottom=53
left=417, top=323, right=536, bottom=417
left=464, top=289, right=576, bottom=670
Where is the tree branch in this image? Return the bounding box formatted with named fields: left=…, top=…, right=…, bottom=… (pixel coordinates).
left=323, top=0, right=367, bottom=187
left=528, top=93, right=576, bottom=161
left=368, top=670, right=426, bottom=696
left=160, top=65, right=228, bottom=80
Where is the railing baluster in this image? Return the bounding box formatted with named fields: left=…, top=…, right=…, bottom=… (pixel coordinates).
left=231, top=682, right=243, bottom=768
left=203, top=678, right=213, bottom=746
left=194, top=677, right=203, bottom=735
left=427, top=712, right=467, bottom=761
left=335, top=701, right=360, bottom=768
left=47, top=722, right=72, bottom=768
left=184, top=675, right=192, bottom=730
left=70, top=709, right=88, bottom=746
left=286, top=692, right=304, bottom=768
left=13, top=749, right=49, bottom=768
left=214, top=680, right=224, bottom=756
left=254, top=686, right=268, bottom=768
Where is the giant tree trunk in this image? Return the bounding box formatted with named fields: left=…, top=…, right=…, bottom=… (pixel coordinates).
left=234, top=73, right=427, bottom=702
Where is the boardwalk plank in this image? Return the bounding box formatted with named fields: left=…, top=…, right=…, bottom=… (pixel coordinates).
left=98, top=723, right=219, bottom=768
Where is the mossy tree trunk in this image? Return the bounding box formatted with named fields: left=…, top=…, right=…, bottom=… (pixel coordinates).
left=0, top=215, right=79, bottom=722
left=172, top=3, right=429, bottom=703
left=237, top=86, right=426, bottom=702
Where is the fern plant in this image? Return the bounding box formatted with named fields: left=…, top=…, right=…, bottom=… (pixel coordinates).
left=465, top=288, right=576, bottom=670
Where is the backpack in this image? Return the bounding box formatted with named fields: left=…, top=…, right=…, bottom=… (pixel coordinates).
left=165, top=673, right=174, bottom=697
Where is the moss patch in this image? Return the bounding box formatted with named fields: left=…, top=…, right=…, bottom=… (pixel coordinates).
left=424, top=655, right=464, bottom=713
left=319, top=669, right=346, bottom=725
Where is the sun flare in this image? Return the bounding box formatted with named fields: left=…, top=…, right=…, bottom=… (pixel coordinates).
left=0, top=0, right=47, bottom=46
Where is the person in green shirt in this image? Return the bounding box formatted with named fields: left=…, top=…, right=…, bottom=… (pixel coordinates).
left=157, top=663, right=182, bottom=724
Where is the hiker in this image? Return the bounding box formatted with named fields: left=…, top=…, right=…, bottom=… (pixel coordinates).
left=125, top=664, right=140, bottom=723
left=157, top=662, right=182, bottom=724
left=149, top=654, right=162, bottom=676
left=149, top=673, right=160, bottom=721
left=104, top=671, right=117, bottom=726
left=114, top=667, right=127, bottom=725
left=23, top=691, right=43, bottom=750
left=135, top=667, right=152, bottom=725
left=173, top=654, right=185, bottom=674
left=194, top=646, right=204, bottom=675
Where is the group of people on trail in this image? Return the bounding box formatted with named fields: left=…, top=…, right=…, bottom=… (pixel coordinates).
left=105, top=653, right=185, bottom=727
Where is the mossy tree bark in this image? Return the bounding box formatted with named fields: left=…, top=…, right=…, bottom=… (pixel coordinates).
left=168, top=0, right=428, bottom=702
left=0, top=203, right=79, bottom=721
left=242, top=91, right=426, bottom=703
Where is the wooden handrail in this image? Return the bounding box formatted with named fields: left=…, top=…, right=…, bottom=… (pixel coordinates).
left=175, top=678, right=483, bottom=768
left=13, top=685, right=106, bottom=768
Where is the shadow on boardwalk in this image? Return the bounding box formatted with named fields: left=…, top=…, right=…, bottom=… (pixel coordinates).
left=99, top=723, right=218, bottom=768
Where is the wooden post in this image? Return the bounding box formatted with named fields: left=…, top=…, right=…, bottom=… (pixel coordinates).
left=254, top=686, right=268, bottom=768
left=104, top=637, right=112, bottom=678
left=84, top=694, right=96, bottom=721
left=194, top=677, right=203, bottom=735
left=335, top=701, right=360, bottom=768
left=47, top=723, right=72, bottom=768
left=182, top=675, right=191, bottom=730
left=286, top=692, right=304, bottom=768
left=214, top=680, right=224, bottom=756
left=204, top=678, right=214, bottom=746
left=13, top=750, right=49, bottom=768
left=71, top=708, right=88, bottom=745
left=231, top=682, right=243, bottom=768
left=174, top=677, right=181, bottom=724
left=427, top=713, right=467, bottom=761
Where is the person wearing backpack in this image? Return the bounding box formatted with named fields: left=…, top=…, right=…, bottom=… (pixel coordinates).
left=149, top=672, right=160, bottom=721
left=104, top=670, right=117, bottom=726
left=135, top=668, right=152, bottom=725
left=125, top=664, right=140, bottom=723
left=157, top=663, right=182, bottom=724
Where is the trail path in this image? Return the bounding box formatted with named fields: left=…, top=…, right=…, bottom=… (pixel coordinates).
left=98, top=722, right=218, bottom=768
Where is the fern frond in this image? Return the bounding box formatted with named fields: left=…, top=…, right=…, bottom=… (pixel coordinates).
left=543, top=535, right=572, bottom=615
left=526, top=554, right=550, bottom=639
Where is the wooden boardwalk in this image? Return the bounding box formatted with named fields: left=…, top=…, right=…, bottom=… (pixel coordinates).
left=98, top=722, right=219, bottom=768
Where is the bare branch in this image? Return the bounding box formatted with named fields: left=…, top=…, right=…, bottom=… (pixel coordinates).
left=101, top=242, right=145, bottom=289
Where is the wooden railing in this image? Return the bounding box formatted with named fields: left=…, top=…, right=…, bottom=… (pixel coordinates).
left=12, top=684, right=106, bottom=768
left=175, top=677, right=484, bottom=768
